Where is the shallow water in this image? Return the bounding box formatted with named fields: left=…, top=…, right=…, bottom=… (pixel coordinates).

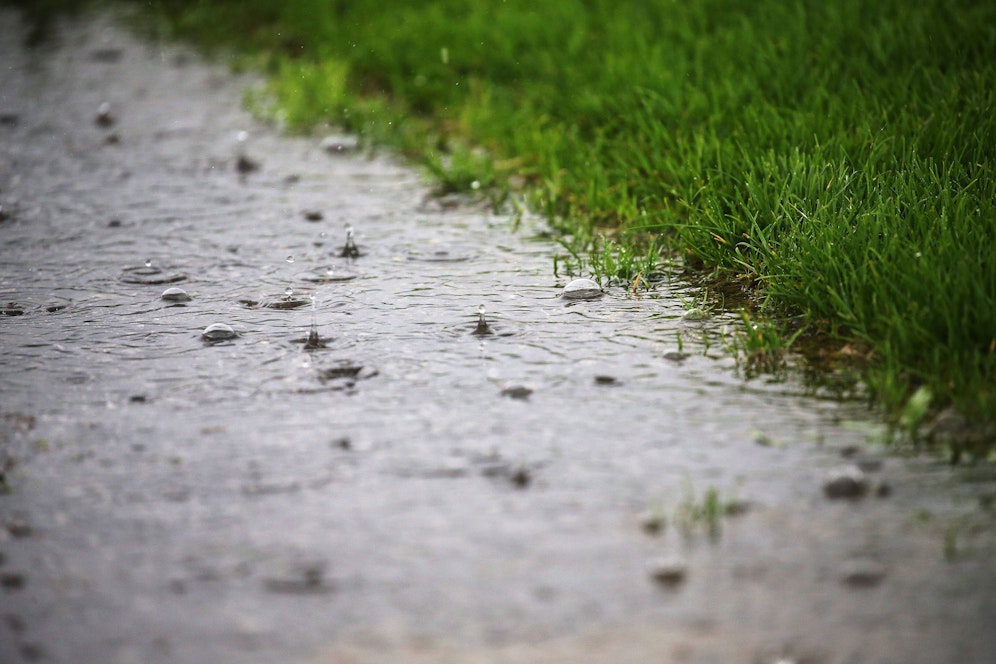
left=1, top=9, right=994, bottom=664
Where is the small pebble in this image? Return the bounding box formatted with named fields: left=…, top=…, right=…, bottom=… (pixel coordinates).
left=303, top=210, right=324, bottom=222
left=594, top=375, right=619, bottom=386
left=663, top=351, right=689, bottom=362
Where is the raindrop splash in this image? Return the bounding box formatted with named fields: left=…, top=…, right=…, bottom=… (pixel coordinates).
left=472, top=304, right=493, bottom=336
left=304, top=322, right=326, bottom=350
left=340, top=225, right=360, bottom=258
left=304, top=298, right=326, bottom=350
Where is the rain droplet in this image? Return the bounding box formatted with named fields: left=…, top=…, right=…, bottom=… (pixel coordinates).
left=144, top=258, right=153, bottom=268
left=236, top=130, right=249, bottom=143
left=286, top=255, right=295, bottom=264
left=340, top=225, right=360, bottom=258
left=473, top=304, right=493, bottom=336
left=304, top=322, right=325, bottom=350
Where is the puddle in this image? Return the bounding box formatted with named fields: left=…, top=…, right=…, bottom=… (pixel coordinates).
left=0, top=8, right=994, bottom=664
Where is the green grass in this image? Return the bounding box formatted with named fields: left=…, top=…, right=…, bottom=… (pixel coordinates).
left=10, top=0, right=995, bottom=443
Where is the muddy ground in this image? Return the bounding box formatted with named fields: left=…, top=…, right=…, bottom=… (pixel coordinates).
left=1, top=8, right=994, bottom=664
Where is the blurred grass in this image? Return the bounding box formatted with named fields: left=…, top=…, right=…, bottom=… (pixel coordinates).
left=7, top=0, right=995, bottom=441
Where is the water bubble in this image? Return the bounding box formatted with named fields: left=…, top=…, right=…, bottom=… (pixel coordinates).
left=201, top=322, right=236, bottom=342
left=286, top=255, right=295, bottom=264
left=95, top=101, right=115, bottom=127
left=144, top=258, right=152, bottom=268
left=562, top=278, right=603, bottom=300
left=160, top=286, right=191, bottom=302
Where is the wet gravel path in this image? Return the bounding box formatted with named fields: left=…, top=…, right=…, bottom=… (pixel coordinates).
left=1, top=9, right=995, bottom=664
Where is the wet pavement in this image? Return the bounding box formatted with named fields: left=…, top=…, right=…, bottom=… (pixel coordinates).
left=1, top=8, right=994, bottom=664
